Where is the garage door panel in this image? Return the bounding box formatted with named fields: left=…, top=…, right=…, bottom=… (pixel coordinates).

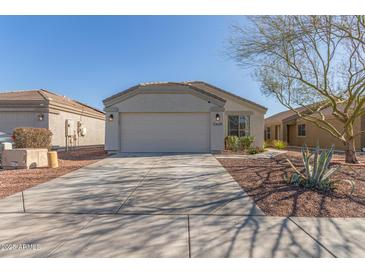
left=121, top=113, right=210, bottom=153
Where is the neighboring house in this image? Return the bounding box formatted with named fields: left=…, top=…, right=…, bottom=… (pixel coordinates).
left=103, top=81, right=267, bottom=153
left=0, top=89, right=105, bottom=148
left=265, top=108, right=365, bottom=151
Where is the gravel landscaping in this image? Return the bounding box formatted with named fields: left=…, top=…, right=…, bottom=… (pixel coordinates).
left=218, top=151, right=365, bottom=218
left=0, top=146, right=108, bottom=199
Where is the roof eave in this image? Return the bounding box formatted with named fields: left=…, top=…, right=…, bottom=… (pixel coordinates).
left=103, top=85, right=140, bottom=105
left=40, top=89, right=105, bottom=116
left=186, top=81, right=267, bottom=112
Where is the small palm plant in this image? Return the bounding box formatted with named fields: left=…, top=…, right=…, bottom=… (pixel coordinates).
left=287, top=145, right=355, bottom=193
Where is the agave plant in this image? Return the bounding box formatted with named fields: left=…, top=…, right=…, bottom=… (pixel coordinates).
left=287, top=145, right=355, bottom=193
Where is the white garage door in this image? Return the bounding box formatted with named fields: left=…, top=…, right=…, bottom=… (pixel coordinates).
left=121, top=113, right=210, bottom=153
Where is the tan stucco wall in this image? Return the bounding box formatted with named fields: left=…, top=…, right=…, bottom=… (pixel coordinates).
left=104, top=85, right=266, bottom=151
left=48, top=110, right=105, bottom=147
left=0, top=111, right=48, bottom=133
left=285, top=117, right=364, bottom=150
left=265, top=113, right=365, bottom=151
left=105, top=111, right=120, bottom=151
left=205, top=89, right=266, bottom=147
left=104, top=89, right=225, bottom=152
left=110, top=92, right=215, bottom=113
left=210, top=111, right=225, bottom=151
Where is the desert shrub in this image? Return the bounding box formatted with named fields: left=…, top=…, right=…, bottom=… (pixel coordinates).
left=226, top=135, right=255, bottom=151
left=272, top=139, right=287, bottom=150
left=264, top=140, right=272, bottom=148
left=247, top=146, right=265, bottom=155
left=226, top=136, right=240, bottom=151
left=239, top=136, right=254, bottom=150
left=13, top=128, right=52, bottom=149
left=287, top=145, right=354, bottom=193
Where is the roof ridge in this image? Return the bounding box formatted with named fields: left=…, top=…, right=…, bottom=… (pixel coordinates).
left=37, top=89, right=51, bottom=101
left=0, top=89, right=104, bottom=115
left=39, top=89, right=67, bottom=99
left=41, top=89, right=105, bottom=114
left=0, top=89, right=41, bottom=95
left=72, top=99, right=105, bottom=114
left=183, top=80, right=205, bottom=84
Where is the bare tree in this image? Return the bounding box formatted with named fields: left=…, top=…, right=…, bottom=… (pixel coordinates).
left=229, top=16, right=365, bottom=163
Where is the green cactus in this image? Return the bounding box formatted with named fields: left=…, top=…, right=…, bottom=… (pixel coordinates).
left=287, top=145, right=355, bottom=193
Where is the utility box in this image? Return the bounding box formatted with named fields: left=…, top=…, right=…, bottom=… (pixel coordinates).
left=80, top=127, right=87, bottom=137
left=77, top=121, right=87, bottom=137
left=2, top=148, right=49, bottom=169
left=65, top=119, right=75, bottom=137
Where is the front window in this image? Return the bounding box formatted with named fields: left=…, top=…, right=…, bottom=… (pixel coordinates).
left=298, top=124, right=306, bottom=137
left=266, top=127, right=271, bottom=139
left=228, top=115, right=250, bottom=137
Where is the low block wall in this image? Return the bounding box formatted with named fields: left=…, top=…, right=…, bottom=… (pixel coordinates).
left=2, top=148, right=48, bottom=169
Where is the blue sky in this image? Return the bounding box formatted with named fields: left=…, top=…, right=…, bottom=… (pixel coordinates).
left=0, top=16, right=285, bottom=116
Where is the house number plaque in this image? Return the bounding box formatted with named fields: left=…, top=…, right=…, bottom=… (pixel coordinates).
left=213, top=122, right=223, bottom=126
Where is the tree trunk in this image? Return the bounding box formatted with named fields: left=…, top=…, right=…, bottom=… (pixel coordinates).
left=344, top=138, right=359, bottom=164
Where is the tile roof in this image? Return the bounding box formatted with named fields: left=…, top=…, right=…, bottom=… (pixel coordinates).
left=0, top=89, right=104, bottom=117
left=0, top=89, right=45, bottom=101
left=265, top=109, right=298, bottom=124
left=103, top=82, right=226, bottom=105
left=265, top=103, right=342, bottom=125
left=104, top=81, right=267, bottom=111
left=184, top=81, right=267, bottom=111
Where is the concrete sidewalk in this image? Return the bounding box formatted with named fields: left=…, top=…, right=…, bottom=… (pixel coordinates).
left=0, top=153, right=364, bottom=257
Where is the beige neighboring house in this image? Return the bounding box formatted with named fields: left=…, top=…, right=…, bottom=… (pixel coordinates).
left=0, top=89, right=105, bottom=148
left=265, top=107, right=365, bottom=151
left=103, top=81, right=267, bottom=153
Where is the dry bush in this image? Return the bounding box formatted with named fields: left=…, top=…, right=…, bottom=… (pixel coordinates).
left=13, top=128, right=52, bottom=149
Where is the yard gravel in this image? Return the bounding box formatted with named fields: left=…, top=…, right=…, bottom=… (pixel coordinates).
left=0, top=146, right=107, bottom=199
left=218, top=152, right=365, bottom=218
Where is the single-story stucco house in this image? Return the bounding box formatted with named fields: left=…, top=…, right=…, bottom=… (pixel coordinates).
left=0, top=89, right=105, bottom=148
left=103, top=81, right=267, bottom=153
left=265, top=107, right=365, bottom=151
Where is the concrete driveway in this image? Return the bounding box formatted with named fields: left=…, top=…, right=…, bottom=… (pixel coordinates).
left=0, top=154, right=363, bottom=257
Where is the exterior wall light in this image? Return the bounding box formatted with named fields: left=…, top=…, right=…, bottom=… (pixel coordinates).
left=108, top=114, right=114, bottom=122
left=38, top=113, right=44, bottom=121
left=216, top=113, right=221, bottom=121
